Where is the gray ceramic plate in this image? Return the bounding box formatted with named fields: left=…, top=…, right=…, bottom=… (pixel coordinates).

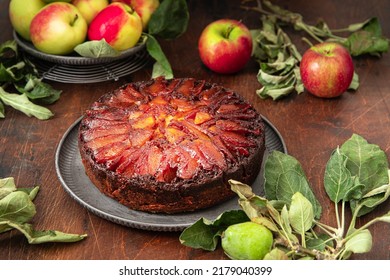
left=14, top=31, right=146, bottom=65
left=55, top=116, right=287, bottom=231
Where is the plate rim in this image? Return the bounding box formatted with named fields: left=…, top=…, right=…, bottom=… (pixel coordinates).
left=55, top=115, right=287, bottom=231
left=14, top=31, right=146, bottom=66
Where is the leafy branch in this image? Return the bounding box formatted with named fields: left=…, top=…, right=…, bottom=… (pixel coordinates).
left=242, top=0, right=389, bottom=100
left=180, top=134, right=390, bottom=260
left=0, top=177, right=86, bottom=244
left=0, top=40, right=61, bottom=119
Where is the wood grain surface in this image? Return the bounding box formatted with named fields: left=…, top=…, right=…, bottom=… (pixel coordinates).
left=0, top=0, right=389, bottom=260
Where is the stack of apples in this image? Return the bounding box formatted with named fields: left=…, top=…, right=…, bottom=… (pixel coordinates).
left=9, top=0, right=159, bottom=55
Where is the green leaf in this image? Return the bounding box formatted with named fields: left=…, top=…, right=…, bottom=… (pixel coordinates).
left=306, top=234, right=333, bottom=251
left=229, top=179, right=268, bottom=219
left=0, top=88, right=54, bottom=120
left=15, top=76, right=61, bottom=104
left=362, top=17, right=383, bottom=37
left=0, top=40, right=18, bottom=55
left=353, top=182, right=390, bottom=216
left=0, top=177, right=87, bottom=244
left=0, top=61, right=25, bottom=83
left=264, top=150, right=306, bottom=200
left=256, top=83, right=296, bottom=100
left=340, top=134, right=389, bottom=194
left=179, top=210, right=249, bottom=251
left=343, top=229, right=372, bottom=257
left=0, top=191, right=36, bottom=233
left=0, top=177, right=17, bottom=200
left=343, top=18, right=389, bottom=56
left=74, top=39, right=120, bottom=58
left=263, top=248, right=289, bottom=260
left=251, top=216, right=279, bottom=232
left=264, top=151, right=321, bottom=218
left=0, top=221, right=86, bottom=244
left=19, top=186, right=40, bottom=201
left=343, top=176, right=365, bottom=201
left=280, top=205, right=299, bottom=243
left=348, top=71, right=360, bottom=91
left=288, top=192, right=314, bottom=233
left=335, top=18, right=373, bottom=33
left=324, top=147, right=354, bottom=202
left=377, top=211, right=390, bottom=223
left=148, top=0, right=189, bottom=39
left=276, top=170, right=322, bottom=219
left=23, top=80, right=61, bottom=104
left=145, top=34, right=174, bottom=79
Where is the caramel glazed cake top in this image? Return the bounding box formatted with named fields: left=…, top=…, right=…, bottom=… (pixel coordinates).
left=78, top=77, right=265, bottom=212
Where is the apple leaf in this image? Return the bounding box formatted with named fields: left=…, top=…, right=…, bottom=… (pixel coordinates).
left=0, top=87, right=53, bottom=120
left=343, top=229, right=372, bottom=258
left=14, top=74, right=61, bottom=104
left=252, top=17, right=303, bottom=100
left=0, top=176, right=87, bottom=243
left=340, top=134, right=389, bottom=194
left=342, top=18, right=389, bottom=57
left=74, top=39, right=120, bottom=58
left=179, top=133, right=390, bottom=260
left=148, top=0, right=189, bottom=39
left=0, top=40, right=59, bottom=119
left=145, top=34, right=173, bottom=79
left=179, top=210, right=249, bottom=251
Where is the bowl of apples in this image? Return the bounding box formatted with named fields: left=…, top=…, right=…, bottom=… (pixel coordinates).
left=9, top=0, right=159, bottom=65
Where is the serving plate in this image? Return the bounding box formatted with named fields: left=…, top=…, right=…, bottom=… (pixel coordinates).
left=14, top=31, right=151, bottom=83
left=14, top=31, right=146, bottom=65
left=55, top=116, right=287, bottom=231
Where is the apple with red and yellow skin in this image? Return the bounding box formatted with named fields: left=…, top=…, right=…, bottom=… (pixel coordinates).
left=111, top=0, right=159, bottom=29
left=9, top=0, right=46, bottom=41
left=30, top=2, right=88, bottom=55
left=198, top=19, right=253, bottom=74
left=300, top=42, right=354, bottom=98
left=88, top=2, right=142, bottom=51
left=71, top=0, right=109, bottom=24
left=43, top=0, right=72, bottom=3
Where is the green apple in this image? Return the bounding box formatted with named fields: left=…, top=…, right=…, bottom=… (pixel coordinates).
left=88, top=3, right=142, bottom=51
left=9, top=0, right=46, bottom=41
left=71, top=0, right=109, bottom=24
left=30, top=2, right=88, bottom=55
left=221, top=222, right=273, bottom=260
left=112, top=0, right=160, bottom=30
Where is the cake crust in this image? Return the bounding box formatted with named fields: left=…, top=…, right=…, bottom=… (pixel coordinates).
left=78, top=77, right=265, bottom=213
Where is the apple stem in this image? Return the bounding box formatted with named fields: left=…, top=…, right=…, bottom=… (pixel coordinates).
left=70, top=14, right=79, bottom=27
left=224, top=24, right=235, bottom=39
left=302, top=37, right=314, bottom=48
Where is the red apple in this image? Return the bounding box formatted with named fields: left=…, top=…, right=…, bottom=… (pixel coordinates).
left=30, top=2, right=88, bottom=55
left=71, top=0, right=109, bottom=24
left=111, top=0, right=159, bottom=30
left=300, top=42, right=354, bottom=98
left=198, top=19, right=253, bottom=74
left=9, top=0, right=46, bottom=41
left=88, top=2, right=142, bottom=51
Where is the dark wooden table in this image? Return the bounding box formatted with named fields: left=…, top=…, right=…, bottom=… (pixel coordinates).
left=0, top=0, right=389, bottom=260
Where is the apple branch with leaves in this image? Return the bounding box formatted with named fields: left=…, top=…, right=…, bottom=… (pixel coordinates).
left=180, top=134, right=390, bottom=260
left=0, top=40, right=61, bottom=119
left=242, top=0, right=389, bottom=100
